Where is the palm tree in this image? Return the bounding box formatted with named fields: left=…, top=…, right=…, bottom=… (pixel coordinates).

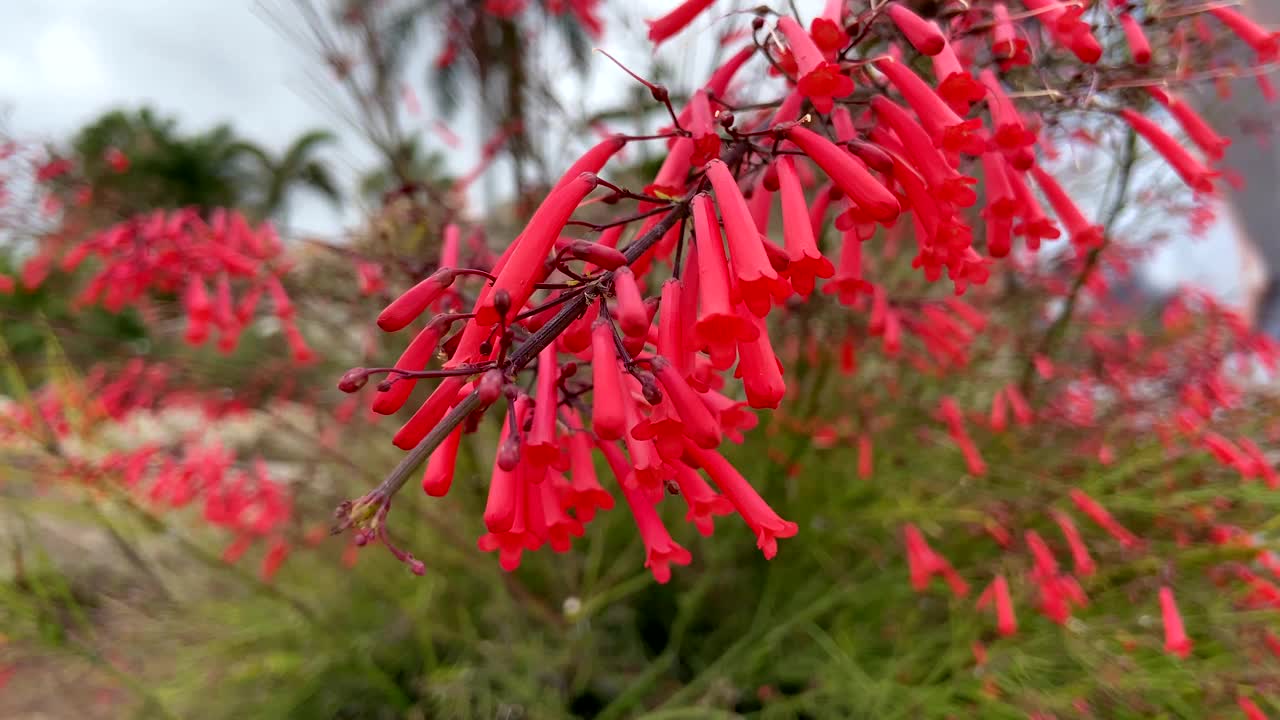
left=230, top=130, right=343, bottom=221
left=71, top=108, right=260, bottom=214
left=355, top=136, right=450, bottom=206
left=70, top=108, right=342, bottom=222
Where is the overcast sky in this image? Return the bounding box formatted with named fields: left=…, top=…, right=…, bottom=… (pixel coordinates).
left=0, top=0, right=1248, bottom=304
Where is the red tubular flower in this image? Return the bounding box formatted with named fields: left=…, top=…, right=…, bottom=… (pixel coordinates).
left=539, top=476, right=585, bottom=552
left=477, top=173, right=597, bottom=326
left=687, top=91, right=721, bottom=166
left=657, top=279, right=686, bottom=377
left=735, top=310, right=786, bottom=409
left=1210, top=6, right=1280, bottom=60
left=1119, top=109, right=1217, bottom=194
left=785, top=126, right=901, bottom=222
left=484, top=402, right=525, bottom=534
left=691, top=194, right=757, bottom=369
left=823, top=227, right=871, bottom=304
left=903, top=523, right=969, bottom=597
left=260, top=537, right=289, bottom=582
left=1006, top=165, right=1061, bottom=245
left=1144, top=88, right=1230, bottom=161
left=392, top=375, right=468, bottom=450
left=1159, top=586, right=1192, bottom=658
left=978, top=70, right=1036, bottom=156
left=1004, top=382, right=1032, bottom=425
left=991, top=3, right=1030, bottom=68
left=868, top=98, right=977, bottom=208
left=671, top=461, right=734, bottom=536
left=932, top=44, right=984, bottom=114
left=601, top=442, right=692, bottom=582
left=986, top=217, right=1012, bottom=258
left=706, top=160, right=779, bottom=317
left=993, top=574, right=1018, bottom=636
left=685, top=441, right=798, bottom=558
left=372, top=317, right=449, bottom=414
left=1051, top=510, right=1095, bottom=577
left=646, top=0, right=716, bottom=46
left=703, top=46, right=756, bottom=99
left=885, top=3, right=946, bottom=55
left=478, top=466, right=540, bottom=571
left=560, top=410, right=614, bottom=521
left=1069, top=488, right=1141, bottom=549
left=651, top=356, right=722, bottom=448
left=422, top=425, right=463, bottom=497
left=612, top=266, right=650, bottom=338
left=525, top=345, right=561, bottom=466
left=776, top=16, right=854, bottom=113
left=377, top=268, right=456, bottom=332
left=981, top=153, right=1017, bottom=219
left=1240, top=698, right=1269, bottom=720
left=874, top=58, right=985, bottom=155
left=185, top=276, right=212, bottom=322
left=1028, top=165, right=1104, bottom=249
left=990, top=388, right=1009, bottom=430
left=776, top=157, right=835, bottom=297
left=1118, top=13, right=1151, bottom=64
left=555, top=137, right=626, bottom=192
left=698, top=389, right=758, bottom=442
left=591, top=320, right=627, bottom=441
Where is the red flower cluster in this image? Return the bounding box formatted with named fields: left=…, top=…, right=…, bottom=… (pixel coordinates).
left=332, top=0, right=1280, bottom=618
left=27, top=207, right=311, bottom=362
left=0, top=364, right=294, bottom=581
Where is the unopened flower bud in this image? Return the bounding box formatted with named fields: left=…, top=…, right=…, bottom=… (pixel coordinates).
left=338, top=368, right=369, bottom=393
left=752, top=16, right=765, bottom=30
left=762, top=163, right=780, bottom=192
left=478, top=369, right=505, bottom=406
left=848, top=141, right=895, bottom=174
left=636, top=370, right=663, bottom=405
left=560, top=362, right=578, bottom=379
left=497, top=436, right=521, bottom=471
left=492, top=289, right=511, bottom=320
left=718, top=111, right=735, bottom=129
